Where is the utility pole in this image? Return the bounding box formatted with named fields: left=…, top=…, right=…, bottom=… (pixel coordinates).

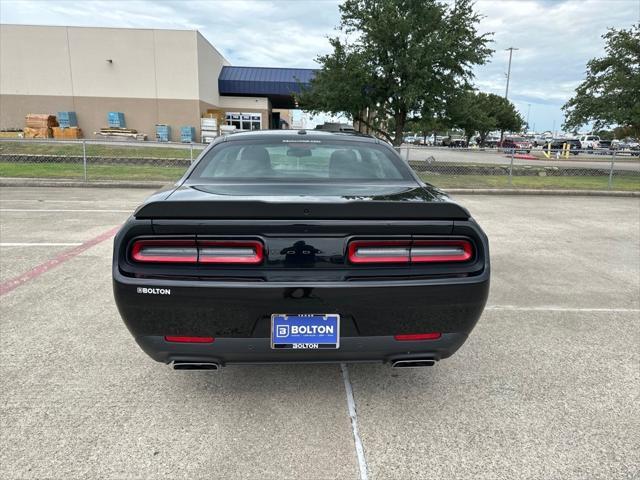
left=504, top=47, right=518, bottom=99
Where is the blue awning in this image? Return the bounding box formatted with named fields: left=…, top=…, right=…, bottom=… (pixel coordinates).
left=218, top=66, right=316, bottom=108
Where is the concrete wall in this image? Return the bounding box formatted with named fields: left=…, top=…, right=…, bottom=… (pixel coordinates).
left=196, top=31, right=230, bottom=106
left=0, top=25, right=277, bottom=141
left=0, top=94, right=201, bottom=141
left=0, top=25, right=230, bottom=141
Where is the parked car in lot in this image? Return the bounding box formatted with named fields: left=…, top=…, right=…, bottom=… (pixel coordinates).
left=113, top=130, right=490, bottom=370
left=532, top=135, right=553, bottom=147
left=442, top=136, right=467, bottom=148
left=543, top=138, right=581, bottom=154
left=579, top=135, right=600, bottom=149
left=499, top=137, right=532, bottom=153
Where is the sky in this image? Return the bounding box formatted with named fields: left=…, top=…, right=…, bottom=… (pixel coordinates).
left=1, top=0, right=638, bottom=133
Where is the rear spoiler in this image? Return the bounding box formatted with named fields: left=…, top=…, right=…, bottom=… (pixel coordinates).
left=134, top=200, right=470, bottom=220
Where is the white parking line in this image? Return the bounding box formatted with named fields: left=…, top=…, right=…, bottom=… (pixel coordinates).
left=0, top=243, right=83, bottom=247
left=0, top=209, right=130, bottom=213
left=486, top=305, right=640, bottom=313
left=341, top=363, right=369, bottom=480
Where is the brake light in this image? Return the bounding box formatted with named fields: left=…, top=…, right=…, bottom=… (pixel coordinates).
left=394, top=333, right=442, bottom=341
left=199, top=240, right=263, bottom=264
left=164, top=336, right=214, bottom=343
left=411, top=240, right=473, bottom=263
left=131, top=239, right=197, bottom=263
left=348, top=239, right=473, bottom=264
left=130, top=239, right=264, bottom=264
left=348, top=240, right=410, bottom=264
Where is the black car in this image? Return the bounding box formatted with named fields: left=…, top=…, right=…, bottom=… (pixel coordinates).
left=113, top=130, right=490, bottom=370
left=543, top=139, right=581, bottom=154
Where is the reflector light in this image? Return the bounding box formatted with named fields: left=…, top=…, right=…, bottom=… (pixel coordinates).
left=164, top=336, right=214, bottom=343
left=394, top=333, right=442, bottom=341
left=348, top=239, right=473, bottom=264
left=131, top=240, right=197, bottom=263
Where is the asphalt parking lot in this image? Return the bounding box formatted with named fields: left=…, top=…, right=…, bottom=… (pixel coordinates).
left=1, top=187, right=639, bottom=479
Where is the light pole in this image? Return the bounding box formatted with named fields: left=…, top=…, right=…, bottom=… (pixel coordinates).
left=504, top=47, right=519, bottom=99
left=526, top=103, right=531, bottom=132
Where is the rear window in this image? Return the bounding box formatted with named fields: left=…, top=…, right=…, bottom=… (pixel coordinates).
left=189, top=139, right=412, bottom=182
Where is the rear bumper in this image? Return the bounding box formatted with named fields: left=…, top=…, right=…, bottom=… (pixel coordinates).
left=114, top=270, right=489, bottom=365
left=136, top=333, right=468, bottom=365
left=114, top=272, right=489, bottom=338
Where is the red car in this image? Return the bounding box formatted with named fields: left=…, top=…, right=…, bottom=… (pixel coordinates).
left=499, top=137, right=531, bottom=153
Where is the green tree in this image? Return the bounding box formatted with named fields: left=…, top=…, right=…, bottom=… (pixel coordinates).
left=407, top=114, right=449, bottom=144
left=448, top=91, right=523, bottom=145
left=298, top=0, right=493, bottom=146
left=562, top=25, right=640, bottom=136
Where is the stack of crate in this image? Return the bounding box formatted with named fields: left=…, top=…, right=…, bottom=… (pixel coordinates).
left=23, top=114, right=58, bottom=138
left=96, top=112, right=146, bottom=140
left=108, top=112, right=126, bottom=128
left=156, top=124, right=171, bottom=142
left=57, top=111, right=78, bottom=127
left=180, top=126, right=195, bottom=143
left=200, top=117, right=218, bottom=143
left=53, top=111, right=83, bottom=139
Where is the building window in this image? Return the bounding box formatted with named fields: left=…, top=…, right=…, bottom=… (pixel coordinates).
left=226, top=112, right=261, bottom=131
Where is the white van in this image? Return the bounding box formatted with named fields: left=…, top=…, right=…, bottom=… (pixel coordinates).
left=579, top=135, right=600, bottom=149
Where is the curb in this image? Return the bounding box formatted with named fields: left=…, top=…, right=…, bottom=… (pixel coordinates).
left=0, top=177, right=168, bottom=189
left=1, top=178, right=638, bottom=197
left=446, top=188, right=640, bottom=197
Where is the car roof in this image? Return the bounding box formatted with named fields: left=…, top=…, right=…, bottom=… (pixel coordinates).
left=221, top=129, right=379, bottom=144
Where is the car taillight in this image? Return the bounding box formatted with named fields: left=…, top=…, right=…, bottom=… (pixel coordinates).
left=410, top=240, right=473, bottom=263
left=199, top=240, right=263, bottom=264
left=164, top=336, right=214, bottom=343
left=394, top=333, right=442, bottom=341
left=131, top=239, right=198, bottom=263
left=348, top=240, right=411, bottom=263
left=348, top=239, right=473, bottom=264
left=130, top=239, right=264, bottom=264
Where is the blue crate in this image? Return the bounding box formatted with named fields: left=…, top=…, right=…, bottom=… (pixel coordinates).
left=108, top=112, right=125, bottom=128
left=180, top=126, right=195, bottom=143
left=156, top=124, right=171, bottom=142
left=57, top=111, right=77, bottom=127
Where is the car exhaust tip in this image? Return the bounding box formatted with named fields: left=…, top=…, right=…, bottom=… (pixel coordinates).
left=172, top=362, right=219, bottom=371
left=391, top=359, right=436, bottom=368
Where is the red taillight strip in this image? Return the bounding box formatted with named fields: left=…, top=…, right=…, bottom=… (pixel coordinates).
left=394, top=333, right=442, bottom=341
left=348, top=240, right=411, bottom=264
left=348, top=239, right=473, bottom=264
left=410, top=240, right=473, bottom=263
left=198, top=240, right=264, bottom=264
left=131, top=239, right=198, bottom=263
left=131, top=239, right=265, bottom=265
left=164, top=336, right=214, bottom=343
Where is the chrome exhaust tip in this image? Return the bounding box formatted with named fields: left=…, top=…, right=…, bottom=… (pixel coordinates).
left=172, top=362, right=219, bottom=371
left=391, top=359, right=436, bottom=368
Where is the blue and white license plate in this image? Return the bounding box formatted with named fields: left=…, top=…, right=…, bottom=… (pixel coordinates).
left=271, top=314, right=340, bottom=349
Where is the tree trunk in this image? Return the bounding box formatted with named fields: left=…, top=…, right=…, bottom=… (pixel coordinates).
left=393, top=110, right=406, bottom=147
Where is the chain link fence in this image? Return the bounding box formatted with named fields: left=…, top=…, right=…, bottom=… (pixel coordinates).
left=400, top=145, right=640, bottom=191
left=0, top=138, right=201, bottom=183
left=1, top=138, right=639, bottom=191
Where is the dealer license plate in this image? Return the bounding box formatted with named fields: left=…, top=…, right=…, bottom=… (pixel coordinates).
left=271, top=314, right=340, bottom=349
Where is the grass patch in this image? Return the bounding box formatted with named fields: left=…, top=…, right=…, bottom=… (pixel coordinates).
left=0, top=141, right=203, bottom=159
left=419, top=173, right=640, bottom=191
left=0, top=161, right=186, bottom=181
left=1, top=161, right=638, bottom=190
